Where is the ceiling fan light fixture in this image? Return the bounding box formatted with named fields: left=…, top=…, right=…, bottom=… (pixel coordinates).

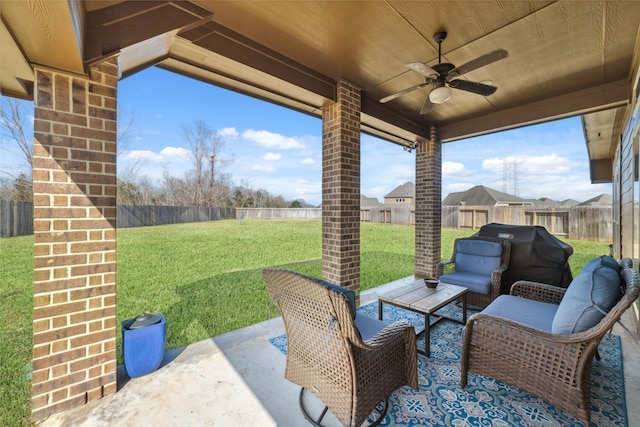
left=429, top=85, right=452, bottom=104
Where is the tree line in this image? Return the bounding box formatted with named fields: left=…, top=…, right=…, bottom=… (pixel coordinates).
left=0, top=98, right=313, bottom=208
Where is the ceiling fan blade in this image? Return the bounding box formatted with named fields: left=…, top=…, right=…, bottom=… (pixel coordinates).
left=420, top=93, right=434, bottom=114
left=406, top=62, right=439, bottom=78
left=449, top=79, right=497, bottom=96
left=449, top=49, right=508, bottom=78
left=379, top=82, right=429, bottom=103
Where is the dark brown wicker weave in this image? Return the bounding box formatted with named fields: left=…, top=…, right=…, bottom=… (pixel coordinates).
left=461, top=267, right=640, bottom=426
left=437, top=236, right=511, bottom=308
left=263, top=268, right=418, bottom=427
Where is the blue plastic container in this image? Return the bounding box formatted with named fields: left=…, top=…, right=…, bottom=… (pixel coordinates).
left=122, top=314, right=166, bottom=378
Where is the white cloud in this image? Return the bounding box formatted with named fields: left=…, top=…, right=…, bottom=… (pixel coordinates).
left=263, top=152, right=282, bottom=161
left=218, top=127, right=239, bottom=139
left=122, top=146, right=191, bottom=163
left=154, top=114, right=164, bottom=119
left=122, top=150, right=164, bottom=162
left=251, top=164, right=277, bottom=173
left=242, top=129, right=306, bottom=149
left=482, top=154, right=578, bottom=175
left=442, top=161, right=471, bottom=177
left=300, top=157, right=315, bottom=165
left=160, top=146, right=191, bottom=159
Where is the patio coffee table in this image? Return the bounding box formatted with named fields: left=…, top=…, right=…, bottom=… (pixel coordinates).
left=377, top=280, right=468, bottom=357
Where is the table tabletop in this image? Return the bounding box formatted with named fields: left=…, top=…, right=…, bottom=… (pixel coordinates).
left=377, top=280, right=468, bottom=314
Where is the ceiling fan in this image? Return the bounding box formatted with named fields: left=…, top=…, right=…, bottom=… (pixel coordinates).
left=379, top=32, right=508, bottom=114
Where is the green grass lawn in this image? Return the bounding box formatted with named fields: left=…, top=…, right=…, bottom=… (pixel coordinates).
left=0, top=220, right=610, bottom=426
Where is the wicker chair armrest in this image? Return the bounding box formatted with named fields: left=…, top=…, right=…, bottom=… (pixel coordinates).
left=463, top=312, right=600, bottom=383
left=509, top=280, right=566, bottom=304
left=353, top=320, right=416, bottom=349
left=436, top=259, right=454, bottom=277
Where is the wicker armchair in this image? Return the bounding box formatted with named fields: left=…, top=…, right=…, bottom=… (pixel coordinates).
left=437, top=236, right=511, bottom=308
left=461, top=266, right=640, bottom=426
left=263, top=268, right=418, bottom=427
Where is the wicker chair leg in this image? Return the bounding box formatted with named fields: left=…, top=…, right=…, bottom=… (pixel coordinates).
left=298, top=388, right=389, bottom=427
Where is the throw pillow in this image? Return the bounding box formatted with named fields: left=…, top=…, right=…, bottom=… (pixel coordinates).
left=552, top=264, right=620, bottom=334
left=581, top=255, right=621, bottom=273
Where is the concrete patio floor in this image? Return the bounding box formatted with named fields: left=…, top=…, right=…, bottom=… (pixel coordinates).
left=42, top=276, right=640, bottom=426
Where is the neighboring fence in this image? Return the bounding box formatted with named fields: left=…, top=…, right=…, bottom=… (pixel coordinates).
left=236, top=207, right=321, bottom=219
left=117, top=205, right=235, bottom=228
left=0, top=202, right=236, bottom=237
left=362, top=205, right=612, bottom=242
left=0, top=200, right=33, bottom=238
left=1, top=201, right=613, bottom=242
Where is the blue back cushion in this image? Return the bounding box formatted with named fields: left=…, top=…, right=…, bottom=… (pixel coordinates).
left=581, top=255, right=621, bottom=274
left=455, top=239, right=502, bottom=276
left=552, top=263, right=621, bottom=334
left=315, top=278, right=356, bottom=319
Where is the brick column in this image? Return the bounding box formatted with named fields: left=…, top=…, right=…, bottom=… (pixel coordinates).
left=321, top=80, right=361, bottom=298
left=415, top=126, right=441, bottom=278
left=31, top=59, right=118, bottom=419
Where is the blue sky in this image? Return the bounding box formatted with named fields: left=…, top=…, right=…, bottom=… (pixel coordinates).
left=1, top=66, right=610, bottom=205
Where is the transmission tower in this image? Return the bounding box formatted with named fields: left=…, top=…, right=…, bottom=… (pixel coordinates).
left=502, top=159, right=520, bottom=196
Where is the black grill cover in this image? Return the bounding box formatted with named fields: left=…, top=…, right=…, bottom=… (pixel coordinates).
left=475, top=223, right=573, bottom=293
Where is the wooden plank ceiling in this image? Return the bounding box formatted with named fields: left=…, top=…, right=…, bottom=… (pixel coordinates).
left=2, top=1, right=640, bottom=181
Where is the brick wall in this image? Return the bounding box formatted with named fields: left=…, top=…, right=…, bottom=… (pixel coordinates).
left=31, top=59, right=118, bottom=419
left=321, top=80, right=361, bottom=297
left=415, top=127, right=441, bottom=278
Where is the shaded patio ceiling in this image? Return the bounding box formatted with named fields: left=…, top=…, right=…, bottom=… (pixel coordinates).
left=2, top=1, right=640, bottom=182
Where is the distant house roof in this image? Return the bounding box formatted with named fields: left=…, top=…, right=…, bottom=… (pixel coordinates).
left=530, top=197, right=580, bottom=207
left=442, top=185, right=533, bottom=206
left=361, top=195, right=381, bottom=207
left=577, top=193, right=613, bottom=206
left=385, top=182, right=415, bottom=199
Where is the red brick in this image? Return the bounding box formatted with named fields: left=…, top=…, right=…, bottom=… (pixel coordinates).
left=70, top=329, right=113, bottom=348
left=33, top=318, right=49, bottom=332
left=51, top=339, right=68, bottom=353
left=33, top=344, right=50, bottom=359
left=51, top=388, right=68, bottom=402
left=31, top=391, right=87, bottom=420
left=52, top=243, right=69, bottom=254
left=51, top=364, right=68, bottom=378
left=32, top=347, right=86, bottom=372
left=70, top=306, right=115, bottom=324
left=53, top=220, right=68, bottom=231
left=70, top=262, right=114, bottom=277
left=33, top=302, right=86, bottom=323
left=34, top=220, right=51, bottom=232
left=31, top=368, right=49, bottom=384
left=34, top=230, right=87, bottom=244
left=34, top=254, right=87, bottom=269
left=34, top=277, right=87, bottom=293
left=52, top=316, right=67, bottom=329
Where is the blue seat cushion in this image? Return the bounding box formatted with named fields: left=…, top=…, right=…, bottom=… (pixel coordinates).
left=482, top=295, right=559, bottom=332
left=439, top=272, right=492, bottom=295
left=455, top=240, right=502, bottom=277
left=552, top=264, right=621, bottom=334
left=355, top=313, right=391, bottom=341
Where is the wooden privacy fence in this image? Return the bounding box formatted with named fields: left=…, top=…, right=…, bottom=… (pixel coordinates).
left=118, top=205, right=235, bottom=228
left=1, top=202, right=612, bottom=242
left=236, top=207, right=321, bottom=220
left=0, top=202, right=235, bottom=237
left=0, top=200, right=33, bottom=238
left=363, top=205, right=613, bottom=242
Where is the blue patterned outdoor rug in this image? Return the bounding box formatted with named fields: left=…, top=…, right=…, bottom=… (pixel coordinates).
left=269, top=302, right=627, bottom=427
